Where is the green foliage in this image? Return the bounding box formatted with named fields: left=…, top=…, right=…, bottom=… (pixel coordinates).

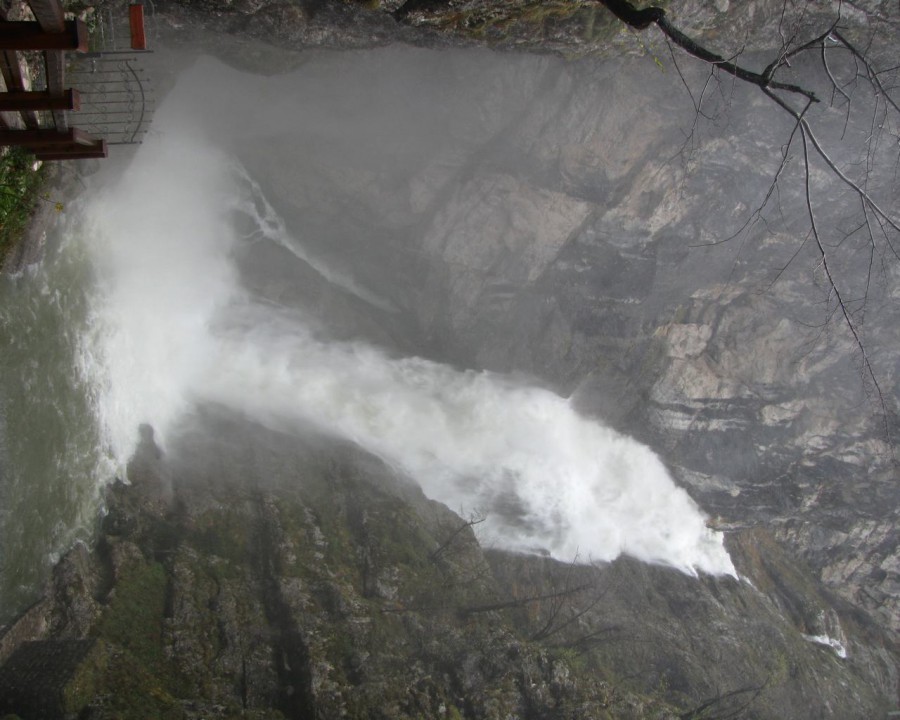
left=0, top=147, right=47, bottom=265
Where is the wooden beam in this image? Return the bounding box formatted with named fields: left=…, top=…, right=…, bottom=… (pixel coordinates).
left=129, top=5, right=146, bottom=51
left=0, top=89, right=78, bottom=111
left=0, top=50, right=25, bottom=92
left=34, top=139, right=107, bottom=160
left=0, top=50, right=40, bottom=128
left=0, top=20, right=88, bottom=52
left=0, top=127, right=97, bottom=147
left=43, top=50, right=68, bottom=131
left=35, top=150, right=107, bottom=160
left=26, top=0, right=65, bottom=33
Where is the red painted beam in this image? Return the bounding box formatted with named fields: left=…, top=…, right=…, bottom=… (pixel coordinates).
left=129, top=5, right=146, bottom=51
left=0, top=89, right=79, bottom=112
left=0, top=20, right=88, bottom=52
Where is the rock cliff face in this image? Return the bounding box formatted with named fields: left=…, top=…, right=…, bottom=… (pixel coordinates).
left=217, top=7, right=900, bottom=653
left=0, top=418, right=895, bottom=718
left=2, top=0, right=899, bottom=717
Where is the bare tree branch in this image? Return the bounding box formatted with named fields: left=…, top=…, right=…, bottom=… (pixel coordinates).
left=597, top=0, right=900, bottom=447
left=429, top=511, right=486, bottom=563
left=783, top=90, right=894, bottom=447
left=679, top=681, right=766, bottom=720
left=597, top=0, right=820, bottom=101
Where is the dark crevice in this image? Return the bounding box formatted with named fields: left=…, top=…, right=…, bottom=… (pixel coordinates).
left=240, top=656, right=249, bottom=710
left=251, top=493, right=316, bottom=720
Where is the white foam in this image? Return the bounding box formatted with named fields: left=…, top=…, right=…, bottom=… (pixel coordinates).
left=82, top=126, right=242, bottom=460
left=802, top=633, right=848, bottom=659
left=201, top=308, right=736, bottom=575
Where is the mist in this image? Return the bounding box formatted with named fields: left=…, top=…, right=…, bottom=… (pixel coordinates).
left=71, top=49, right=737, bottom=577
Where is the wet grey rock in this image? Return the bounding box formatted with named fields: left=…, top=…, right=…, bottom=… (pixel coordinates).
left=140, top=2, right=900, bottom=709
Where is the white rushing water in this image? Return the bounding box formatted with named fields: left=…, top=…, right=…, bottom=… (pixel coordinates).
left=74, top=54, right=736, bottom=578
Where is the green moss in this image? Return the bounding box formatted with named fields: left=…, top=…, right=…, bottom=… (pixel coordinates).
left=192, top=508, right=251, bottom=565
left=95, top=561, right=168, bottom=678
left=95, top=645, right=181, bottom=719
left=375, top=504, right=433, bottom=569
left=55, top=639, right=182, bottom=719
left=77, top=562, right=196, bottom=717
left=62, top=640, right=108, bottom=713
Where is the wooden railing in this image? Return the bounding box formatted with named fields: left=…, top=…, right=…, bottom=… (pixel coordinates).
left=0, top=0, right=148, bottom=161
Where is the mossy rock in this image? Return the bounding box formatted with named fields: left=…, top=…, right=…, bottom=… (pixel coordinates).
left=95, top=561, right=168, bottom=674
left=77, top=641, right=182, bottom=720
left=191, top=507, right=252, bottom=565
left=82, top=561, right=188, bottom=716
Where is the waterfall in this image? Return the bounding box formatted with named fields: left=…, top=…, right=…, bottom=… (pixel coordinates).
left=0, top=49, right=736, bottom=621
